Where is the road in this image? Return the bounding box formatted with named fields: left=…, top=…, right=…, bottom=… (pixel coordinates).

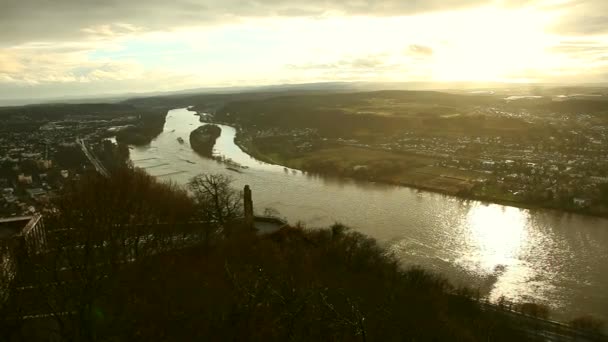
left=77, top=138, right=109, bottom=177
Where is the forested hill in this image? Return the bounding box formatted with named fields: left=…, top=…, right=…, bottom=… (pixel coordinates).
left=0, top=103, right=137, bottom=120
left=4, top=168, right=602, bottom=341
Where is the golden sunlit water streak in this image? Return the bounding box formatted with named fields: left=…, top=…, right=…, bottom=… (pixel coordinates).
left=454, top=204, right=545, bottom=302
left=460, top=204, right=529, bottom=273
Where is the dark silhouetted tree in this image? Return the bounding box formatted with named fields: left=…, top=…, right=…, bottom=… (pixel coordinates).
left=188, top=173, right=243, bottom=227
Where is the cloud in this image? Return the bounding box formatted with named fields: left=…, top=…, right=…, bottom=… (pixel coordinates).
left=0, top=75, right=14, bottom=83
left=284, top=53, right=417, bottom=82
left=0, top=44, right=147, bottom=85
left=551, top=41, right=608, bottom=54
left=82, top=23, right=143, bottom=38
left=0, top=72, right=200, bottom=102
left=545, top=0, right=608, bottom=35
left=286, top=54, right=398, bottom=71
left=0, top=53, right=24, bottom=74
left=2, top=0, right=608, bottom=101
left=0, top=0, right=489, bottom=45
left=548, top=39, right=608, bottom=64
left=408, top=44, right=434, bottom=56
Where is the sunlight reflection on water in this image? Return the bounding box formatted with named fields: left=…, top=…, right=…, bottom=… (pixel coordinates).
left=454, top=204, right=543, bottom=303
left=462, top=204, right=529, bottom=273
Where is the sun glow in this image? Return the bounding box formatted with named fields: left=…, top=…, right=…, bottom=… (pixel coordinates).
left=429, top=7, right=558, bottom=82
left=1, top=0, right=605, bottom=99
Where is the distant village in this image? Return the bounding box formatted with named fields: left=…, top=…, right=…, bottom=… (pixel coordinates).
left=0, top=114, right=135, bottom=217
left=238, top=107, right=608, bottom=214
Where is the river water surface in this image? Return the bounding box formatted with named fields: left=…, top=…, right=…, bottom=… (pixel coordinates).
left=128, top=108, right=608, bottom=323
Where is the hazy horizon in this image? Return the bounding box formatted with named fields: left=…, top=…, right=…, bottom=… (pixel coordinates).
left=2, top=0, right=608, bottom=101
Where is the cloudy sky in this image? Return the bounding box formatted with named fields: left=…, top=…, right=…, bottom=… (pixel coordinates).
left=1, top=0, right=607, bottom=101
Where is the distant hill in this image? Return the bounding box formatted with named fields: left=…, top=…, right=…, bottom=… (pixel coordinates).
left=4, top=81, right=607, bottom=107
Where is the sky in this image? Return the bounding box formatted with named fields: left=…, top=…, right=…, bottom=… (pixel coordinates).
left=1, top=0, right=608, bottom=101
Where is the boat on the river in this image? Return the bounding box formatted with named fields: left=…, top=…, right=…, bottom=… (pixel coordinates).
left=177, top=137, right=184, bottom=144
left=218, top=156, right=249, bottom=170
left=226, top=167, right=243, bottom=173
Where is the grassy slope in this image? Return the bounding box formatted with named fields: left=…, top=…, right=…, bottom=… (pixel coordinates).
left=242, top=140, right=478, bottom=195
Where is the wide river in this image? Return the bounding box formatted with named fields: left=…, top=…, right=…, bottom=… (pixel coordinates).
left=128, top=108, right=608, bottom=323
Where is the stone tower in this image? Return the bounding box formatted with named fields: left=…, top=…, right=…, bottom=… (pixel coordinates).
left=244, top=185, right=253, bottom=227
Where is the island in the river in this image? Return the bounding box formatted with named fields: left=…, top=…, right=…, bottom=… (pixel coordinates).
left=189, top=124, right=221, bottom=157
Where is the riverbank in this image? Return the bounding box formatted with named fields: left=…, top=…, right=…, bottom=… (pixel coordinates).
left=233, top=131, right=608, bottom=219
left=115, top=108, right=170, bottom=145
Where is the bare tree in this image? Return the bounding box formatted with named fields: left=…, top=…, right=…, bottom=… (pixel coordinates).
left=3, top=168, right=198, bottom=341
left=188, top=173, right=243, bottom=228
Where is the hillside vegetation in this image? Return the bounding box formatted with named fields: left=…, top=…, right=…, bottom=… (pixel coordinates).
left=0, top=168, right=566, bottom=341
